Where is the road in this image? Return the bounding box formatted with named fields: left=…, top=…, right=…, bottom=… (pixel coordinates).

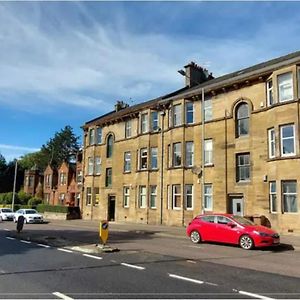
left=0, top=221, right=300, bottom=299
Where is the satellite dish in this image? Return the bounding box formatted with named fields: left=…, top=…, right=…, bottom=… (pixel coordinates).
left=191, top=166, right=202, bottom=177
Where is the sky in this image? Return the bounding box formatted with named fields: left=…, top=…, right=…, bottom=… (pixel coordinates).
left=0, top=1, right=300, bottom=162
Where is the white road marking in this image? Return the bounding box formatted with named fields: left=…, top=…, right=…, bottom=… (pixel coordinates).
left=83, top=254, right=103, bottom=260
left=5, top=237, right=15, bottom=240
left=239, top=290, right=275, bottom=300
left=121, top=263, right=145, bottom=270
left=186, top=260, right=197, bottom=264
left=4, top=229, right=10, bottom=231
left=37, top=243, right=50, bottom=248
left=20, top=240, right=31, bottom=244
left=188, top=245, right=202, bottom=248
left=53, top=292, right=74, bottom=300
left=57, top=248, right=73, bottom=253
left=169, top=273, right=204, bottom=285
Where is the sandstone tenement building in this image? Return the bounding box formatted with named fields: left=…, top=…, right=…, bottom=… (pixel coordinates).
left=81, top=51, right=300, bottom=234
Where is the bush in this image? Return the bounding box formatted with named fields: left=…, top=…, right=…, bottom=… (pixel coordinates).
left=27, top=197, right=43, bottom=207
left=18, top=190, right=31, bottom=205
left=36, top=204, right=68, bottom=214
left=0, top=192, right=15, bottom=204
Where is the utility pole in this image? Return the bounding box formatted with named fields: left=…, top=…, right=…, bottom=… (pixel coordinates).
left=11, top=159, right=18, bottom=211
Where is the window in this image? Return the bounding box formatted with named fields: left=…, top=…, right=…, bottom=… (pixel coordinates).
left=60, top=172, right=67, bottom=185
left=45, top=193, right=50, bottom=204
left=185, top=102, right=194, bottom=124
left=172, top=185, right=181, bottom=209
left=204, top=98, right=212, bottom=121
left=185, top=184, right=193, bottom=210
left=236, top=103, right=249, bottom=137
left=124, top=152, right=131, bottom=173
left=107, top=135, right=114, bottom=158
left=298, top=68, right=300, bottom=98
left=150, top=185, right=157, bottom=209
left=204, top=184, right=213, bottom=211
left=86, top=187, right=92, bottom=205
left=94, top=187, right=99, bottom=206
left=45, top=174, right=51, bottom=187
left=168, top=107, right=172, bottom=128
left=267, top=80, right=274, bottom=106
left=96, top=127, right=102, bottom=144
left=29, top=176, right=34, bottom=187
left=141, top=113, right=148, bottom=133
left=173, top=104, right=182, bottom=126
left=125, top=120, right=132, bottom=138
left=87, top=157, right=93, bottom=175
left=105, top=168, right=112, bottom=187
left=151, top=111, right=159, bottom=131
left=280, top=124, right=295, bottom=156
left=268, top=128, right=276, bottom=158
left=150, top=147, right=158, bottom=169
left=59, top=193, right=65, bottom=205
left=204, top=139, right=213, bottom=165
left=75, top=193, right=81, bottom=206
left=77, top=170, right=83, bottom=184
left=89, top=128, right=95, bottom=145
left=140, top=148, right=148, bottom=170
left=278, top=72, right=293, bottom=102
left=173, top=143, right=182, bottom=167
left=282, top=180, right=297, bottom=213
left=95, top=156, right=101, bottom=175
left=185, top=142, right=194, bottom=167
left=236, top=153, right=250, bottom=182
left=217, top=216, right=230, bottom=225
left=123, top=187, right=130, bottom=208
left=139, top=186, right=147, bottom=208
left=269, top=181, right=277, bottom=213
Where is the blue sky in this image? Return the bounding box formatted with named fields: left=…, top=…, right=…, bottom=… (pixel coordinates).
left=0, top=1, right=300, bottom=162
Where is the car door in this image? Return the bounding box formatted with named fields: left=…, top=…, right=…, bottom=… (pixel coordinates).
left=214, top=216, right=240, bottom=244
left=199, top=215, right=217, bottom=241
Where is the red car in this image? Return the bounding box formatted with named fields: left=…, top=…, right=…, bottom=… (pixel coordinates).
left=186, top=213, right=280, bottom=250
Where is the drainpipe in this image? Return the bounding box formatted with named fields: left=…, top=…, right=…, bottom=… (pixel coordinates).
left=160, top=109, right=166, bottom=224
left=201, top=88, right=205, bottom=214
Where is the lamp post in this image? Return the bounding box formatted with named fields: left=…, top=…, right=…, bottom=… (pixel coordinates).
left=11, top=159, right=18, bottom=211
left=178, top=70, right=205, bottom=214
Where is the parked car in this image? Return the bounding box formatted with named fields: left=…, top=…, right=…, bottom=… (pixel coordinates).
left=13, top=209, right=43, bottom=224
left=0, top=208, right=15, bottom=221
left=186, top=213, right=280, bottom=250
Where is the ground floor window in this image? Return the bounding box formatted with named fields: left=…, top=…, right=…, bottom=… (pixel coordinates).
left=59, top=193, right=65, bottom=205
left=150, top=185, right=157, bottom=209
left=269, top=181, right=277, bottom=212
left=86, top=187, right=92, bottom=205
left=185, top=185, right=193, bottom=209
left=123, top=186, right=130, bottom=208
left=94, top=187, right=99, bottom=206
left=139, top=186, right=147, bottom=208
left=172, top=185, right=181, bottom=209
left=204, top=184, right=213, bottom=211
left=282, top=180, right=297, bottom=213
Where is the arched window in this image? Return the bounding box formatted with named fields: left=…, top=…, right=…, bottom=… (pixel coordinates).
left=107, top=135, right=114, bottom=158
left=236, top=103, right=249, bottom=137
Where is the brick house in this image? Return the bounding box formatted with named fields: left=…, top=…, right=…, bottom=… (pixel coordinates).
left=43, top=164, right=58, bottom=205
left=80, top=51, right=300, bottom=233
left=23, top=166, right=43, bottom=197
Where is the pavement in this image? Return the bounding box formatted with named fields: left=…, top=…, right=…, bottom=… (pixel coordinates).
left=5, top=218, right=300, bottom=254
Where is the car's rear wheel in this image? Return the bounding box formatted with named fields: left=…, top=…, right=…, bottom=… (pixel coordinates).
left=239, top=235, right=254, bottom=250
left=190, top=230, right=201, bottom=244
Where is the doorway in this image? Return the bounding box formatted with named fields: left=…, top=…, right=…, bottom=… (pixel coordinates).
left=108, top=195, right=116, bottom=221
left=231, top=197, right=244, bottom=216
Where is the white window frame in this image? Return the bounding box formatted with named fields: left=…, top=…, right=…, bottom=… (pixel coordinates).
left=124, top=152, right=131, bottom=173
left=150, top=147, right=158, bottom=170
left=185, top=141, right=194, bottom=167
left=185, top=102, right=194, bottom=124
left=173, top=104, right=182, bottom=127
left=173, top=142, right=182, bottom=167
left=204, top=184, right=213, bottom=211
left=280, top=124, right=295, bottom=157
left=185, top=184, right=193, bottom=210
left=204, top=139, right=213, bottom=166
left=269, top=181, right=277, bottom=213
left=93, top=187, right=99, bottom=206
left=139, top=186, right=147, bottom=208
left=123, top=186, right=130, bottom=208
left=267, top=80, right=274, bottom=106
left=151, top=111, right=159, bottom=131
left=278, top=72, right=293, bottom=102
left=141, top=113, right=148, bottom=133
left=204, top=98, right=212, bottom=121
left=95, top=156, right=101, bottom=175
left=59, top=172, right=66, bottom=185
left=236, top=153, right=250, bottom=182
left=282, top=180, right=297, bottom=213
left=86, top=187, right=92, bottom=206
left=172, top=184, right=181, bottom=210
left=150, top=185, right=157, bottom=209
left=96, top=127, right=102, bottom=144
left=89, top=128, right=95, bottom=145
left=59, top=193, right=65, bottom=205
left=87, top=157, right=94, bottom=175
left=268, top=128, right=276, bottom=159
left=125, top=120, right=132, bottom=138
left=140, top=148, right=148, bottom=170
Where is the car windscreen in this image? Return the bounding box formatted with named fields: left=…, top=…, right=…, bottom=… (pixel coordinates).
left=25, top=210, right=38, bottom=214
left=232, top=215, right=254, bottom=226
left=2, top=209, right=13, bottom=213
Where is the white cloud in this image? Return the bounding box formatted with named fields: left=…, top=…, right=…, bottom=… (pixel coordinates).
left=0, top=144, right=40, bottom=162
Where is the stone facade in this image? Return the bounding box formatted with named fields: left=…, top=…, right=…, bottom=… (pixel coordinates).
left=82, top=51, right=300, bottom=234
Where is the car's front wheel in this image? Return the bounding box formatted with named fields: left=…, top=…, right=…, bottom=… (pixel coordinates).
left=190, top=230, right=201, bottom=244
left=239, top=235, right=254, bottom=250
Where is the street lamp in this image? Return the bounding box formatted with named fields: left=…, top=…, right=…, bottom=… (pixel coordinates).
left=178, top=69, right=205, bottom=214
left=11, top=159, right=18, bottom=211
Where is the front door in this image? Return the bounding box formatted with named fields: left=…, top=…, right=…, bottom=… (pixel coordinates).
left=108, top=195, right=116, bottom=221
left=232, top=198, right=244, bottom=216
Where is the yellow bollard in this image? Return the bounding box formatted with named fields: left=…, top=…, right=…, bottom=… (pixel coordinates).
left=99, top=220, right=109, bottom=245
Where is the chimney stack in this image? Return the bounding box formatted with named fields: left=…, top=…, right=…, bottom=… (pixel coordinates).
left=183, top=61, right=214, bottom=87
left=115, top=100, right=129, bottom=112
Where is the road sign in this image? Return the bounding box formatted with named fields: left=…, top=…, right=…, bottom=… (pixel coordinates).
left=99, top=220, right=109, bottom=245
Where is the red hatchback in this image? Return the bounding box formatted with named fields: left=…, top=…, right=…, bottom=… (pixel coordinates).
left=186, top=214, right=280, bottom=250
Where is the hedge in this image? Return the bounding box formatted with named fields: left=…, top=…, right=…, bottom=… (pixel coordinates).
left=36, top=204, right=68, bottom=214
